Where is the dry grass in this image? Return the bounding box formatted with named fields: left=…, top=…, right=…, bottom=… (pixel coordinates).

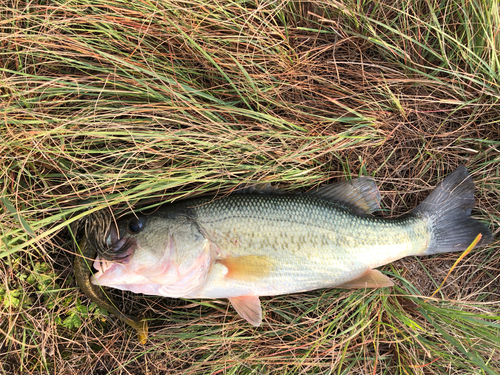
left=1, top=0, right=499, bottom=374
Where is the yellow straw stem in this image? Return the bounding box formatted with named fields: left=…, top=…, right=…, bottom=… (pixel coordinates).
left=430, top=233, right=482, bottom=298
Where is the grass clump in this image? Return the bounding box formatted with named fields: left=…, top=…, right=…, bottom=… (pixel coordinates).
left=1, top=0, right=499, bottom=373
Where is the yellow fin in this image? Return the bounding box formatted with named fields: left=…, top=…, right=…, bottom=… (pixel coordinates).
left=336, top=269, right=394, bottom=289
left=217, top=255, right=272, bottom=281
left=228, top=295, right=262, bottom=327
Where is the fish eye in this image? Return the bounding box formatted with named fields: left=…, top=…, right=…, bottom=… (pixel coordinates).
left=127, top=217, right=144, bottom=234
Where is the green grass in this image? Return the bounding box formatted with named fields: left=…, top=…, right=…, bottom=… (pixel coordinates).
left=1, top=0, right=499, bottom=373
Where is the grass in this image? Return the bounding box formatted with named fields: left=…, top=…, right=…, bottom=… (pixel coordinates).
left=1, top=0, right=499, bottom=373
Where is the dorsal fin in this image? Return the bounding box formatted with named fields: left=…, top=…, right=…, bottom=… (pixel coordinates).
left=309, top=177, right=381, bottom=215
left=235, top=183, right=283, bottom=195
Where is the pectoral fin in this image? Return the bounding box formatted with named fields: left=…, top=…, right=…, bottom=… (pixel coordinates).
left=228, top=295, right=262, bottom=327
left=217, top=255, right=273, bottom=281
left=336, top=269, right=394, bottom=289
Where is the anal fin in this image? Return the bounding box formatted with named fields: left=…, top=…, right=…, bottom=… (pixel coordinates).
left=336, top=269, right=394, bottom=289
left=228, top=295, right=262, bottom=327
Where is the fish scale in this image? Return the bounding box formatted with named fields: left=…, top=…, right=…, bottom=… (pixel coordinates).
left=188, top=194, right=428, bottom=299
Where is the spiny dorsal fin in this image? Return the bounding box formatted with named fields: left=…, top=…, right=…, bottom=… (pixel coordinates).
left=235, top=183, right=283, bottom=195
left=336, top=269, right=394, bottom=289
left=309, top=177, right=381, bottom=215
left=228, top=295, right=262, bottom=326
left=217, top=255, right=273, bottom=281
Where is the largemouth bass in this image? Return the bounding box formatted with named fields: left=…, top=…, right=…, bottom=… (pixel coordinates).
left=91, top=166, right=492, bottom=327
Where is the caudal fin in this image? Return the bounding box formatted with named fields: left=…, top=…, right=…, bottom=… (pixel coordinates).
left=413, top=166, right=493, bottom=255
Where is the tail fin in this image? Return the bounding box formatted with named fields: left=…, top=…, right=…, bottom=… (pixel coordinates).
left=413, top=166, right=493, bottom=255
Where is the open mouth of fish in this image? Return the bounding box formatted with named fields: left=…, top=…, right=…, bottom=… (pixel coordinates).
left=101, top=223, right=136, bottom=263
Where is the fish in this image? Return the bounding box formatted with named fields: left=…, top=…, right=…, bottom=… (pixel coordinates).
left=73, top=211, right=148, bottom=343
left=90, top=166, right=492, bottom=327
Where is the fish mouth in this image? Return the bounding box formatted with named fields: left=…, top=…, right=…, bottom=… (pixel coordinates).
left=99, top=224, right=136, bottom=263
